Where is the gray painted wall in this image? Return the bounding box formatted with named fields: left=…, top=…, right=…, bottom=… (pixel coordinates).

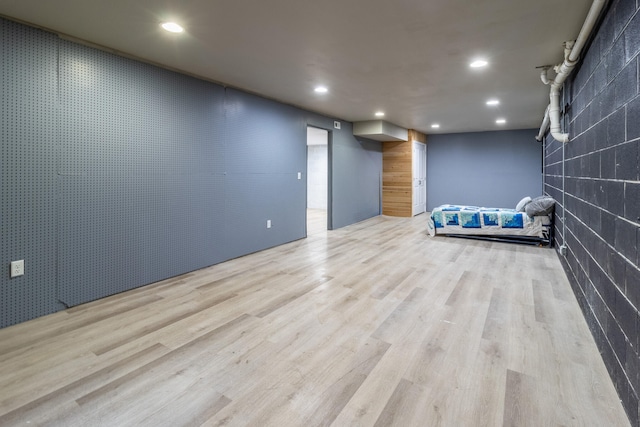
left=427, top=129, right=543, bottom=210
left=0, top=18, right=382, bottom=328
left=305, top=116, right=382, bottom=230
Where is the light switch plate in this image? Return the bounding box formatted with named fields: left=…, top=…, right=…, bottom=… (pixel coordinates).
left=334, top=121, right=341, bottom=129
left=297, top=172, right=301, bottom=180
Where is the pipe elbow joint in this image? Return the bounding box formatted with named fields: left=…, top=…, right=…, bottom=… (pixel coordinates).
left=551, top=132, right=570, bottom=143
left=540, top=68, right=552, bottom=85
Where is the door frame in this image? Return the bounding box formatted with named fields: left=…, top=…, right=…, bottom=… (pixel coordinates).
left=412, top=141, right=427, bottom=216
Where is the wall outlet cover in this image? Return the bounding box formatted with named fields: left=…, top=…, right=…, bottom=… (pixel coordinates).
left=11, top=260, right=24, bottom=278
left=334, top=121, right=341, bottom=129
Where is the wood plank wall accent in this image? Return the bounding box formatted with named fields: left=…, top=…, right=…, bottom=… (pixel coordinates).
left=408, top=129, right=427, bottom=145
left=382, top=130, right=426, bottom=217
left=382, top=141, right=412, bottom=217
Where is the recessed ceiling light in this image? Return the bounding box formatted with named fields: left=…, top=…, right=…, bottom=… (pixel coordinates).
left=496, top=118, right=506, bottom=124
left=375, top=111, right=385, bottom=117
left=314, top=86, right=328, bottom=93
left=161, top=22, right=184, bottom=33
left=431, top=124, right=440, bottom=129
left=486, top=99, right=500, bottom=106
left=470, top=59, right=488, bottom=68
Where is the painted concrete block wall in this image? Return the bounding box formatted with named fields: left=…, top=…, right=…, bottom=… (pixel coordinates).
left=543, top=1, right=640, bottom=424
left=427, top=129, right=543, bottom=210
left=0, top=18, right=382, bottom=328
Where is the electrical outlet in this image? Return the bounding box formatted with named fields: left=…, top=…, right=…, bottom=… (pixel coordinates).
left=11, top=260, right=24, bottom=278
left=267, top=219, right=272, bottom=229
left=334, top=121, right=341, bottom=129
left=297, top=172, right=302, bottom=180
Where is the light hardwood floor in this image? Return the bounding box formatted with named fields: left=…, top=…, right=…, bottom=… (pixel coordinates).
left=0, top=214, right=630, bottom=426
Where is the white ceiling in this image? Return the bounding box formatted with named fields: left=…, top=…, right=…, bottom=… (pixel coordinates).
left=0, top=0, right=594, bottom=135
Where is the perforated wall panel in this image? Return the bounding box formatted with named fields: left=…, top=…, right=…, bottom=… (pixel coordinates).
left=0, top=19, right=62, bottom=327
left=57, top=41, right=226, bottom=307
left=1, top=17, right=382, bottom=328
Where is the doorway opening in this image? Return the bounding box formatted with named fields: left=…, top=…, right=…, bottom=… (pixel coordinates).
left=306, top=126, right=329, bottom=235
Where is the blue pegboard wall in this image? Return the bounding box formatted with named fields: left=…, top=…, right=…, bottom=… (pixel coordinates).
left=0, top=19, right=62, bottom=327
left=1, top=16, right=380, bottom=328
left=57, top=41, right=227, bottom=307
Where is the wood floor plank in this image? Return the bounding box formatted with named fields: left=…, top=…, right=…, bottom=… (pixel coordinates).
left=462, top=339, right=507, bottom=426
left=370, top=285, right=428, bottom=344
left=503, top=369, right=538, bottom=427
left=302, top=337, right=391, bottom=427
left=373, top=378, right=424, bottom=427
left=0, top=294, right=164, bottom=358
left=481, top=287, right=509, bottom=341
left=445, top=270, right=473, bottom=306
left=370, top=268, right=415, bottom=300
left=0, top=211, right=630, bottom=426
left=331, top=349, right=409, bottom=426
left=532, top=278, right=555, bottom=324
left=76, top=314, right=254, bottom=406
left=92, top=292, right=239, bottom=355
left=137, top=381, right=232, bottom=427
left=0, top=343, right=170, bottom=425
left=505, top=305, right=540, bottom=377
left=254, top=276, right=332, bottom=318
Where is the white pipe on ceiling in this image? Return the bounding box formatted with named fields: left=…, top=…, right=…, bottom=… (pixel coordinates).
left=538, top=0, right=607, bottom=143
left=540, top=67, right=552, bottom=86
left=535, top=105, right=550, bottom=142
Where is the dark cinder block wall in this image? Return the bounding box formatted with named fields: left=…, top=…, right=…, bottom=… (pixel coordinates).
left=544, top=0, right=640, bottom=424
left=0, top=18, right=382, bottom=328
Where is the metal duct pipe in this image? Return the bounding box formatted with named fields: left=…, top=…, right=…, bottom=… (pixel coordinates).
left=538, top=0, right=607, bottom=143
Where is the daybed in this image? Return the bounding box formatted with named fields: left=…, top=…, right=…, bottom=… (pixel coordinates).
left=427, top=196, right=555, bottom=246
